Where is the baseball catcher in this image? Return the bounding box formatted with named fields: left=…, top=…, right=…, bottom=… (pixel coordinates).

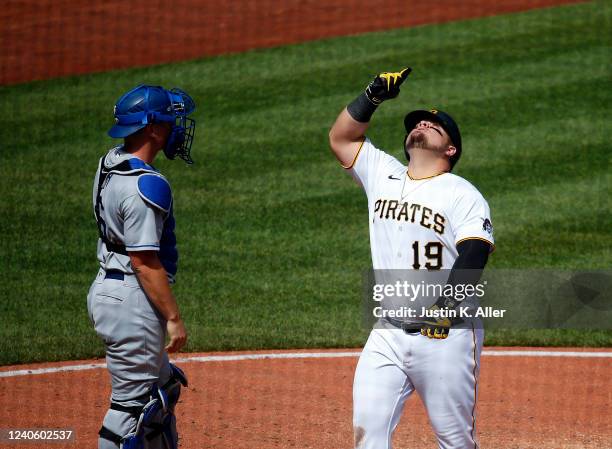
left=87, top=85, right=196, bottom=449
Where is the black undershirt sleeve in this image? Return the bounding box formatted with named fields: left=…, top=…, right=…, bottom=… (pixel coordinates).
left=437, top=239, right=491, bottom=310
left=453, top=239, right=490, bottom=270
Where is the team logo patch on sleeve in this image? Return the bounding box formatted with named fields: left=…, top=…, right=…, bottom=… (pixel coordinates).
left=482, top=218, right=493, bottom=234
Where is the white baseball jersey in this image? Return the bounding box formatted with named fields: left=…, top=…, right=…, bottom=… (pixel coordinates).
left=348, top=137, right=491, bottom=449
left=347, top=138, right=494, bottom=270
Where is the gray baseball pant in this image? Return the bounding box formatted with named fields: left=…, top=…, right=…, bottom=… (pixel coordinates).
left=87, top=268, right=174, bottom=449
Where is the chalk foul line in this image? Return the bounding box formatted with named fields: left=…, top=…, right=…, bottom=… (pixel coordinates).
left=0, top=349, right=610, bottom=378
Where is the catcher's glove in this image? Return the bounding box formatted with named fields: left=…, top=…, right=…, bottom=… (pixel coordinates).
left=420, top=297, right=460, bottom=340
left=365, top=67, right=412, bottom=105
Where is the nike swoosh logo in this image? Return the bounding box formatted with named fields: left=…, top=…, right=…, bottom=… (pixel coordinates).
left=388, top=175, right=401, bottom=180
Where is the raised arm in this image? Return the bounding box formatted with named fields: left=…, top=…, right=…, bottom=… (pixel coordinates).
left=329, top=67, right=412, bottom=168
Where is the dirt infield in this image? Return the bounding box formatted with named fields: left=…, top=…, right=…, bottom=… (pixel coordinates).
left=0, top=0, right=584, bottom=85
left=0, top=348, right=610, bottom=448
left=1, top=1, right=605, bottom=448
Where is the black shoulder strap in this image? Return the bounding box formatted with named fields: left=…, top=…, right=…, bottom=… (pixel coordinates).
left=94, top=156, right=147, bottom=256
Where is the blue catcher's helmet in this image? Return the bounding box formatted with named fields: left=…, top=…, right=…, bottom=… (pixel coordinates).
left=108, top=85, right=196, bottom=164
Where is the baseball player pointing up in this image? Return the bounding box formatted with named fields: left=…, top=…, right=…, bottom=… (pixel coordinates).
left=87, top=85, right=195, bottom=449
left=329, top=68, right=494, bottom=448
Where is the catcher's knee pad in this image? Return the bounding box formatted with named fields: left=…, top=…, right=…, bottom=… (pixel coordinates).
left=100, top=366, right=188, bottom=449
left=162, top=363, right=188, bottom=412
left=98, top=406, right=141, bottom=449
left=145, top=364, right=188, bottom=449
left=99, top=390, right=166, bottom=449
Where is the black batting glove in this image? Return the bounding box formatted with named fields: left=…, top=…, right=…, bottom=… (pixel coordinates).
left=364, top=68, right=412, bottom=105
left=419, top=296, right=462, bottom=340
left=347, top=67, right=412, bottom=122
left=420, top=323, right=450, bottom=339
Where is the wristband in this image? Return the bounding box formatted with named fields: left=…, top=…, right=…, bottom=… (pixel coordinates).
left=347, top=92, right=378, bottom=123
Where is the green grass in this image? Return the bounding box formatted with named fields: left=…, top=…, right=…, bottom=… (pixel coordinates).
left=0, top=1, right=610, bottom=365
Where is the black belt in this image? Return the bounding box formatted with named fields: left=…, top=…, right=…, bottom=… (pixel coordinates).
left=104, top=270, right=125, bottom=281
left=384, top=317, right=422, bottom=333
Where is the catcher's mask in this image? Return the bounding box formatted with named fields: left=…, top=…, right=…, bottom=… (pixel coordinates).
left=403, top=109, right=462, bottom=170
left=108, top=85, right=197, bottom=164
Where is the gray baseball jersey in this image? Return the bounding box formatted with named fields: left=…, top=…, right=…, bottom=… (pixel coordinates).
left=92, top=146, right=177, bottom=283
